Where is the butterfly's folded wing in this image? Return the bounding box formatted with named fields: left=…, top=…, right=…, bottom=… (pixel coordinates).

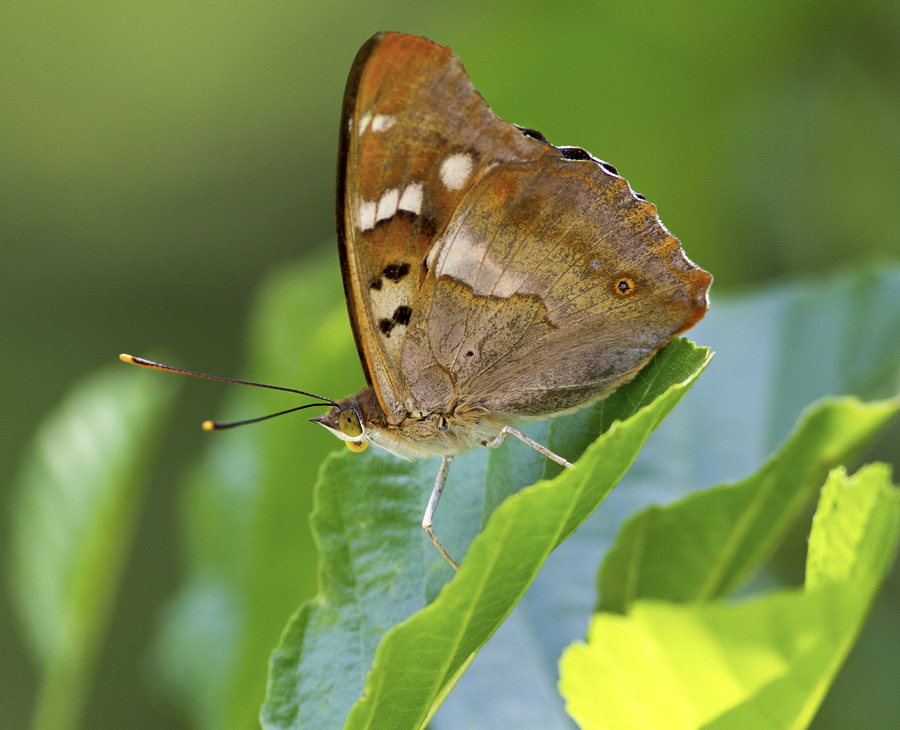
left=401, top=157, right=711, bottom=418
left=340, top=32, right=711, bottom=424
left=338, top=32, right=555, bottom=423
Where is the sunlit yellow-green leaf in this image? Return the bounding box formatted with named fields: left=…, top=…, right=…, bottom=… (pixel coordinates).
left=560, top=465, right=899, bottom=730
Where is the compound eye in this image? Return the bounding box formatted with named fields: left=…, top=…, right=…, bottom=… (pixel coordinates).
left=338, top=408, right=363, bottom=437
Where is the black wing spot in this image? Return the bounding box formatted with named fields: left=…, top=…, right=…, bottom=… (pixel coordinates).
left=379, top=305, right=412, bottom=338
left=370, top=278, right=383, bottom=291
left=383, top=262, right=410, bottom=281
left=393, top=305, right=412, bottom=326
left=515, top=125, right=549, bottom=143
left=559, top=146, right=592, bottom=161
left=633, top=191, right=646, bottom=201
left=599, top=161, right=619, bottom=176
left=465, top=350, right=474, bottom=357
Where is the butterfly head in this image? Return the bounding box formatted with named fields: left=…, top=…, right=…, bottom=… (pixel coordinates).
left=310, top=394, right=370, bottom=453
left=310, top=386, right=433, bottom=461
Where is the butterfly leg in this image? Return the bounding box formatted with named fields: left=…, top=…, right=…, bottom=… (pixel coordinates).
left=423, top=455, right=460, bottom=571
left=488, top=426, right=574, bottom=469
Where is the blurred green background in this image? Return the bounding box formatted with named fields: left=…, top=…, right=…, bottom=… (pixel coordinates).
left=2, top=1, right=898, bottom=729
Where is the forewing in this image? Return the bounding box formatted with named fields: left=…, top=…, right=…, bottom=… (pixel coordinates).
left=337, top=32, right=554, bottom=423
left=401, top=155, right=711, bottom=418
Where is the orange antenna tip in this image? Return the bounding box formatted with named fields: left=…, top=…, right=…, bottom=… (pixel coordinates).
left=120, top=353, right=135, bottom=363
left=201, top=420, right=216, bottom=432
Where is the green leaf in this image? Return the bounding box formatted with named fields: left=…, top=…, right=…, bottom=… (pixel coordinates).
left=434, top=264, right=900, bottom=730
left=559, top=464, right=900, bottom=730
left=153, top=254, right=362, bottom=730
left=260, top=340, right=711, bottom=729
left=154, top=262, right=900, bottom=730
left=806, top=465, right=900, bottom=589
left=7, top=363, right=176, bottom=730
left=598, top=396, right=900, bottom=612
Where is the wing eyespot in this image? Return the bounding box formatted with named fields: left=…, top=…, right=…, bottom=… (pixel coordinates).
left=612, top=277, right=636, bottom=296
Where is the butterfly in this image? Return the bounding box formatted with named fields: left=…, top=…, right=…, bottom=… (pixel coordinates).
left=123, top=32, right=711, bottom=571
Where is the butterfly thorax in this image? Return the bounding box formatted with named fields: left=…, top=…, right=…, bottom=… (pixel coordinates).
left=314, top=386, right=508, bottom=461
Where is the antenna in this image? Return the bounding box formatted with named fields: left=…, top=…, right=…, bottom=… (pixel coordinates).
left=119, top=354, right=336, bottom=429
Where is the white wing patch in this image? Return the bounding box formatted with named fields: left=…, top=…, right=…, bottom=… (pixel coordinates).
left=375, top=188, right=400, bottom=224
left=431, top=223, right=483, bottom=279
left=398, top=182, right=423, bottom=214
left=371, top=114, right=396, bottom=132
left=439, top=153, right=474, bottom=190
left=357, top=112, right=372, bottom=136
left=431, top=223, right=528, bottom=298
left=357, top=183, right=424, bottom=231
left=357, top=112, right=394, bottom=137
left=357, top=199, right=377, bottom=230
